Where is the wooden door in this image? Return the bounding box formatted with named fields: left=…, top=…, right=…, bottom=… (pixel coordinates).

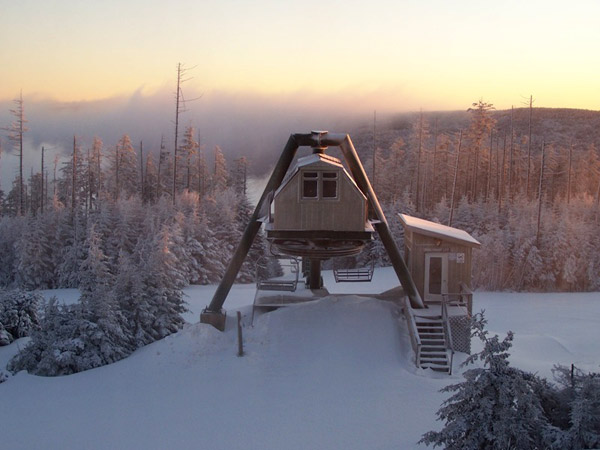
left=424, top=253, right=448, bottom=303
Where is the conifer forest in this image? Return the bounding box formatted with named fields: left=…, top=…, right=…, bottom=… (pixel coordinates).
left=1, top=101, right=599, bottom=295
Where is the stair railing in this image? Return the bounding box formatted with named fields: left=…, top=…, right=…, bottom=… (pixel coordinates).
left=402, top=296, right=422, bottom=368
left=441, top=294, right=455, bottom=375
left=459, top=282, right=473, bottom=317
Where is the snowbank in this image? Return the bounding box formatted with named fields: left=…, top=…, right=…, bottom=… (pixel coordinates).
left=2, top=270, right=599, bottom=449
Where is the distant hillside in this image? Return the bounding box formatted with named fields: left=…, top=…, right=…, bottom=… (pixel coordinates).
left=348, top=107, right=600, bottom=157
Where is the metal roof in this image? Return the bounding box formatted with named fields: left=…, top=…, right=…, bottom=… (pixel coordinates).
left=275, top=153, right=362, bottom=198
left=398, top=214, right=481, bottom=248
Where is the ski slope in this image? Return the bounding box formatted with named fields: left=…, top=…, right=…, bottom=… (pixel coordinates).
left=1, top=267, right=599, bottom=449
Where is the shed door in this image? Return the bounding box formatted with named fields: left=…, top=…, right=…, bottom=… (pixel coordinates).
left=424, top=253, right=448, bottom=303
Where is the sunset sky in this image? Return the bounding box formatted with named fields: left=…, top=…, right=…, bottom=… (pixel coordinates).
left=1, top=0, right=599, bottom=111
left=1, top=0, right=599, bottom=191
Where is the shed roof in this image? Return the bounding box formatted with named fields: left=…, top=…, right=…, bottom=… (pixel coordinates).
left=398, top=214, right=481, bottom=248
left=275, top=153, right=363, bottom=198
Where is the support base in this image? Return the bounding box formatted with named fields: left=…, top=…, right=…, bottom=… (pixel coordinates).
left=200, top=309, right=227, bottom=331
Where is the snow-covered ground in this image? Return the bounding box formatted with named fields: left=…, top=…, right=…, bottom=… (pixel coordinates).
left=1, top=267, right=599, bottom=449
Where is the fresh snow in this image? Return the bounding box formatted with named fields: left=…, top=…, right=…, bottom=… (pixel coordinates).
left=398, top=213, right=481, bottom=247
left=1, top=266, right=599, bottom=450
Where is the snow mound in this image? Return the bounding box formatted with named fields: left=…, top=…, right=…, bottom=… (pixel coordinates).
left=1, top=294, right=447, bottom=450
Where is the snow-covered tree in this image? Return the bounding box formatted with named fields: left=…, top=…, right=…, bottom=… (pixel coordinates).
left=106, top=135, right=139, bottom=200
left=420, top=313, right=552, bottom=450
left=0, top=215, right=24, bottom=286
left=15, top=214, right=56, bottom=289
left=116, top=224, right=187, bottom=347
left=0, top=288, right=41, bottom=345
left=212, top=145, right=229, bottom=192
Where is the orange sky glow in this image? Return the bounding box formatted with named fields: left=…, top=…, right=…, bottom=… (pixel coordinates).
left=1, top=0, right=599, bottom=112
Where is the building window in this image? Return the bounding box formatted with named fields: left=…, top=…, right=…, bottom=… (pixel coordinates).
left=322, top=172, right=338, bottom=198
left=301, top=171, right=338, bottom=200
left=303, top=172, right=318, bottom=198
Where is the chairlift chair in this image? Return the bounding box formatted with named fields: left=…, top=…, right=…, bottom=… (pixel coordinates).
left=255, top=255, right=299, bottom=292
left=333, top=259, right=375, bottom=283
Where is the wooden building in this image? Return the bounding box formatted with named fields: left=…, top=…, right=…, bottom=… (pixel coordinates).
left=266, top=152, right=374, bottom=262
left=272, top=152, right=368, bottom=232
left=398, top=214, right=480, bottom=310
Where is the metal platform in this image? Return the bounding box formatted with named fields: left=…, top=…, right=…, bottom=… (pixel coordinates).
left=251, top=285, right=330, bottom=324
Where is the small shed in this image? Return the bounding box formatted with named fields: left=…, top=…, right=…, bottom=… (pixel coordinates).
left=398, top=214, right=480, bottom=308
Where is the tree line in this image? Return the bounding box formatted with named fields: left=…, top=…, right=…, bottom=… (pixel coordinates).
left=356, top=101, right=600, bottom=292
left=2, top=95, right=600, bottom=293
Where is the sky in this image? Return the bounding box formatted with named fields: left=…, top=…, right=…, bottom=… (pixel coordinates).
left=0, top=0, right=599, bottom=189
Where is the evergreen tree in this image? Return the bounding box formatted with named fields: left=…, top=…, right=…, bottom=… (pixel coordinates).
left=212, top=145, right=229, bottom=192
left=79, top=224, right=133, bottom=362
left=15, top=213, right=56, bottom=289
left=106, top=135, right=139, bottom=200
left=0, top=288, right=41, bottom=345
left=0, top=215, right=24, bottom=286
left=420, top=313, right=551, bottom=450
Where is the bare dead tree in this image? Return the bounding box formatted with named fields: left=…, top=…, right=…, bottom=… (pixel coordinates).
left=508, top=106, right=514, bottom=202
left=567, top=142, right=573, bottom=205
left=114, top=143, right=120, bottom=202
left=172, top=63, right=201, bottom=203
left=72, top=136, right=77, bottom=212
left=525, top=95, right=535, bottom=199
left=448, top=130, right=463, bottom=227
left=139, top=140, right=144, bottom=199
left=536, top=140, right=546, bottom=245
left=485, top=129, right=493, bottom=201
left=415, top=111, right=424, bottom=212
left=372, top=110, right=377, bottom=191
left=2, top=91, right=28, bottom=215
left=498, top=133, right=507, bottom=213
left=53, top=155, right=59, bottom=200
left=158, top=135, right=165, bottom=198
left=41, top=146, right=45, bottom=212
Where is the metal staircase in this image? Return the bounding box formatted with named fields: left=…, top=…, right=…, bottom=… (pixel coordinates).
left=402, top=297, right=454, bottom=374
left=414, top=316, right=452, bottom=373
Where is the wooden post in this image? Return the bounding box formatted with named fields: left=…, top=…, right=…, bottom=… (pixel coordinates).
left=237, top=311, right=244, bottom=357
left=308, top=258, right=322, bottom=289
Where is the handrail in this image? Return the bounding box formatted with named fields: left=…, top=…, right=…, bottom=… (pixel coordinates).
left=441, top=294, right=455, bottom=375
left=459, top=282, right=473, bottom=317
left=402, top=296, right=422, bottom=368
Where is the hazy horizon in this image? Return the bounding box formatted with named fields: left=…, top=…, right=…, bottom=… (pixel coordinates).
left=2, top=0, right=599, bottom=191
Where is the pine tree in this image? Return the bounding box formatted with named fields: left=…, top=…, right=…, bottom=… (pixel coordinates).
left=106, top=135, right=139, bottom=200
left=420, top=313, right=551, bottom=450
left=79, top=224, right=133, bottom=362
left=15, top=213, right=56, bottom=289
left=212, top=145, right=229, bottom=192
left=0, top=288, right=41, bottom=345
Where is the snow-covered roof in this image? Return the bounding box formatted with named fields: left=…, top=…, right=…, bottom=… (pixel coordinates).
left=275, top=152, right=361, bottom=197
left=398, top=214, right=481, bottom=248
